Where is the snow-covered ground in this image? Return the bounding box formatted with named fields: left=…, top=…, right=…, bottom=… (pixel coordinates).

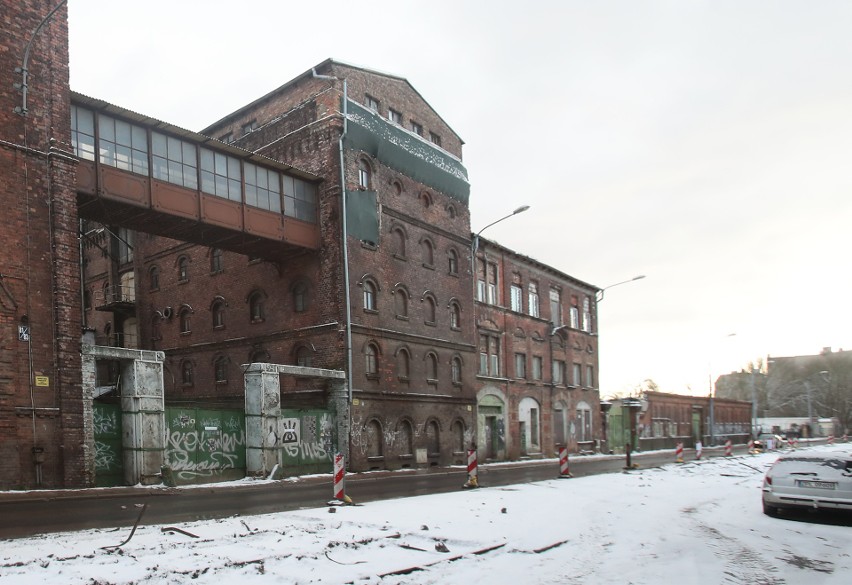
left=1, top=446, right=850, bottom=585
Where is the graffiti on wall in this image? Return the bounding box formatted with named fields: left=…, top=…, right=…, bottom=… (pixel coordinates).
left=93, top=405, right=122, bottom=475
left=165, top=409, right=246, bottom=481
left=279, top=412, right=334, bottom=463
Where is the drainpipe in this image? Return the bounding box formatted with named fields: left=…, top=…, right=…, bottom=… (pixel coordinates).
left=311, top=71, right=353, bottom=402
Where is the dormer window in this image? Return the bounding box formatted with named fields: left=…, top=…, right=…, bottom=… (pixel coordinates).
left=388, top=109, right=403, bottom=125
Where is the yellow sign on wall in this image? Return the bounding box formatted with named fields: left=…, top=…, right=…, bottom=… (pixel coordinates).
left=34, top=376, right=49, bottom=387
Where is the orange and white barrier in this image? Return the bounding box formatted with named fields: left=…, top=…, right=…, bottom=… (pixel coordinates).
left=747, top=439, right=754, bottom=453
left=828, top=435, right=835, bottom=445
left=843, top=434, right=848, bottom=442
left=463, top=449, right=479, bottom=489
left=695, top=441, right=703, bottom=460
left=675, top=442, right=684, bottom=463
left=558, top=447, right=573, bottom=478
left=333, top=452, right=352, bottom=504
left=724, top=439, right=732, bottom=457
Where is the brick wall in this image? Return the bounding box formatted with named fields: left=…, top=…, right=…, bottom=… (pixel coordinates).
left=0, top=0, right=84, bottom=488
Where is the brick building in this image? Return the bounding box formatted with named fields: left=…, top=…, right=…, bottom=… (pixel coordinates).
left=1, top=3, right=602, bottom=489
left=0, top=0, right=85, bottom=489
left=474, top=238, right=601, bottom=460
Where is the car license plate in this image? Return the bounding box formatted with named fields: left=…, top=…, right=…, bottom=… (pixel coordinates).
left=798, top=480, right=836, bottom=489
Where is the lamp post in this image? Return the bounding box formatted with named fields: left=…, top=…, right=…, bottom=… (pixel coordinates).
left=470, top=205, right=530, bottom=263
left=709, top=332, right=737, bottom=446
left=470, top=204, right=530, bottom=314
left=596, top=275, right=646, bottom=302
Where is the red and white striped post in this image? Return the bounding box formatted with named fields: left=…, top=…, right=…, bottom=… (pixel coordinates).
left=558, top=447, right=572, bottom=478
left=333, top=452, right=351, bottom=504
left=828, top=435, right=835, bottom=445
left=788, top=437, right=795, bottom=449
left=844, top=434, right=849, bottom=443
left=724, top=439, right=732, bottom=457
left=675, top=442, right=684, bottom=463
left=747, top=439, right=754, bottom=453
left=463, top=448, right=479, bottom=489
left=695, top=441, right=703, bottom=460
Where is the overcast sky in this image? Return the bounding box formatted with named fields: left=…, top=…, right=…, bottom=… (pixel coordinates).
left=67, top=0, right=852, bottom=397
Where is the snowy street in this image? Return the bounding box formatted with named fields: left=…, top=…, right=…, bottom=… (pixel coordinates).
left=1, top=446, right=850, bottom=584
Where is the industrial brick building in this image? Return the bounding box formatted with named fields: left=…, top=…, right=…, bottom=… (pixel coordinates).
left=1, top=1, right=601, bottom=489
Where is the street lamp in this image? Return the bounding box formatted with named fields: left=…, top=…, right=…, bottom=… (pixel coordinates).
left=470, top=205, right=530, bottom=303
left=596, top=275, right=646, bottom=302
left=470, top=205, right=530, bottom=260
left=709, top=332, right=737, bottom=446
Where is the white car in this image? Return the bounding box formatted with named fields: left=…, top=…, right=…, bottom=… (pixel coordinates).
left=762, top=449, right=852, bottom=516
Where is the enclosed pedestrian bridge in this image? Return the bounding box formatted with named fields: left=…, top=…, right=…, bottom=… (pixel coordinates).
left=72, top=93, right=320, bottom=260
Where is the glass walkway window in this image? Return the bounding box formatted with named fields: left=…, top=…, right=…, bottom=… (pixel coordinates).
left=245, top=162, right=281, bottom=213
left=98, top=114, right=149, bottom=176
left=283, top=175, right=317, bottom=222
left=152, top=133, right=198, bottom=189
left=70, top=106, right=95, bottom=161
left=200, top=148, right=242, bottom=201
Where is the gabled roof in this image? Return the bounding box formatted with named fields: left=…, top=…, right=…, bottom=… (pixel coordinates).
left=200, top=58, right=464, bottom=145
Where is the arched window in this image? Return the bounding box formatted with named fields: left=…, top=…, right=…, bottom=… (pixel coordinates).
left=181, top=360, right=193, bottom=385
left=366, top=419, right=383, bottom=458
left=451, top=356, right=462, bottom=385
left=394, top=287, right=408, bottom=318
left=293, top=282, right=308, bottom=313
left=582, top=297, right=592, bottom=333
left=451, top=420, right=465, bottom=452
left=210, top=248, right=223, bottom=273
left=424, top=295, right=437, bottom=325
left=365, top=343, right=379, bottom=377
left=148, top=266, right=160, bottom=291
left=426, top=352, right=438, bottom=382
left=211, top=298, right=225, bottom=328
left=420, top=238, right=434, bottom=267
left=447, top=204, right=457, bottom=219
left=150, top=313, right=161, bottom=340
left=398, top=420, right=414, bottom=456
left=396, top=348, right=410, bottom=380
left=449, top=301, right=461, bottom=329
left=179, top=307, right=191, bottom=334
left=214, top=356, right=228, bottom=383
left=553, top=401, right=568, bottom=446
left=447, top=249, right=458, bottom=275
left=358, top=159, right=371, bottom=189
left=295, top=345, right=312, bottom=367
left=391, top=227, right=406, bottom=258
left=249, top=290, right=265, bottom=322
left=420, top=192, right=432, bottom=208
left=519, top=397, right=541, bottom=454
left=177, top=256, right=189, bottom=282
left=363, top=281, right=377, bottom=311
left=576, top=401, right=593, bottom=442
left=426, top=420, right=440, bottom=456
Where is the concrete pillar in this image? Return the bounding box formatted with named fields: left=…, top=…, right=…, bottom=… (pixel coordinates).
left=120, top=350, right=166, bottom=485
left=244, top=363, right=281, bottom=477
left=329, top=378, right=350, bottom=464
left=80, top=346, right=97, bottom=486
